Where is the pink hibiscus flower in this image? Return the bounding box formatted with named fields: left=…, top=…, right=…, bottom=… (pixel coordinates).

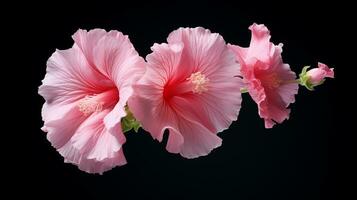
left=39, top=29, right=145, bottom=173
left=228, top=23, right=299, bottom=128
left=128, top=27, right=242, bottom=158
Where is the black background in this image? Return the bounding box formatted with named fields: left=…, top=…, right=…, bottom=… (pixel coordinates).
left=9, top=1, right=347, bottom=199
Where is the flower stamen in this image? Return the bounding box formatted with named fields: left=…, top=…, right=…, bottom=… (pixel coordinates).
left=187, top=72, right=209, bottom=94
left=78, top=95, right=103, bottom=116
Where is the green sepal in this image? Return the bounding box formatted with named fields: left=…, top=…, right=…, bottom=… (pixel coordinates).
left=240, top=88, right=248, bottom=93
left=299, top=66, right=315, bottom=91
left=121, top=105, right=141, bottom=133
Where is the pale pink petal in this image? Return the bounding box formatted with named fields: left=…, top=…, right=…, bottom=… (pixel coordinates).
left=41, top=101, right=76, bottom=125
left=178, top=120, right=222, bottom=158
left=73, top=29, right=146, bottom=87
left=59, top=109, right=126, bottom=174
left=168, top=27, right=238, bottom=77
left=145, top=42, right=184, bottom=84
left=90, top=31, right=145, bottom=129
left=72, top=29, right=107, bottom=67
left=92, top=30, right=146, bottom=86
left=128, top=90, right=177, bottom=141
left=278, top=82, right=299, bottom=106
left=44, top=104, right=85, bottom=149
left=38, top=47, right=111, bottom=104
left=165, top=127, right=184, bottom=154
left=275, top=63, right=298, bottom=106
left=246, top=23, right=272, bottom=64
left=258, top=91, right=291, bottom=128
left=227, top=44, right=248, bottom=68
left=170, top=78, right=242, bottom=133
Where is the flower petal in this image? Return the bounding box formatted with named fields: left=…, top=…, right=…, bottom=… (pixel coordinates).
left=145, top=42, right=184, bottom=85
left=129, top=89, right=222, bottom=158
left=165, top=127, right=184, bottom=154
left=44, top=103, right=85, bottom=149
left=170, top=77, right=242, bottom=133
left=177, top=120, right=222, bottom=159
left=318, top=62, right=334, bottom=78
left=92, top=30, right=146, bottom=87
left=227, top=44, right=248, bottom=68
left=128, top=88, right=177, bottom=141
left=72, top=29, right=107, bottom=67
left=168, top=27, right=237, bottom=77
left=39, top=47, right=111, bottom=104
left=246, top=23, right=272, bottom=64
left=59, top=109, right=126, bottom=174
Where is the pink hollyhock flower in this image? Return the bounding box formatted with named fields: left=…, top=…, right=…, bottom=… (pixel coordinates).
left=228, top=23, right=298, bottom=128
left=39, top=29, right=145, bottom=173
left=128, top=27, right=242, bottom=158
left=299, top=62, right=334, bottom=90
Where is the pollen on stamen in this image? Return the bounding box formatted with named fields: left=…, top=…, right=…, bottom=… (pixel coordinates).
left=187, top=72, right=209, bottom=94
left=77, top=95, right=103, bottom=116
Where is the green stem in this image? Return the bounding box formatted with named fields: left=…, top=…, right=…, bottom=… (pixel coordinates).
left=284, top=79, right=300, bottom=84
